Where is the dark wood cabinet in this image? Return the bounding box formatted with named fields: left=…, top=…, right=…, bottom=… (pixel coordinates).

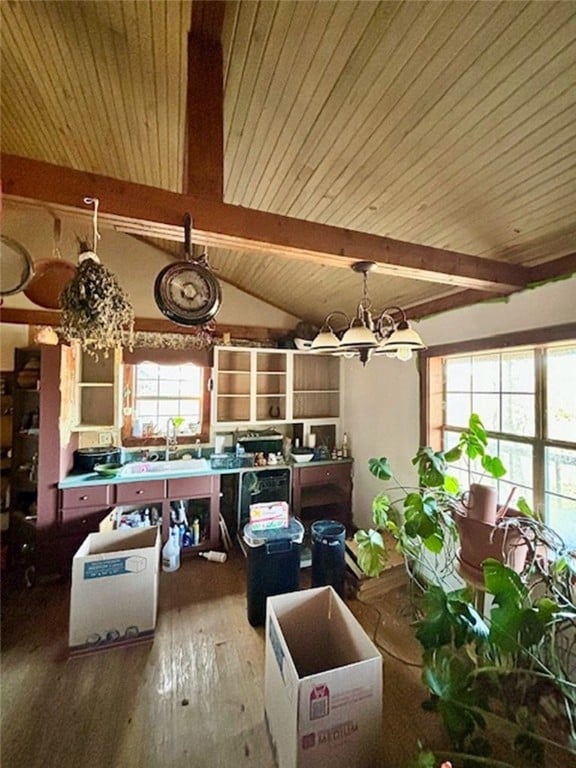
left=10, top=348, right=41, bottom=522
left=291, top=460, right=354, bottom=535
left=52, top=472, right=221, bottom=575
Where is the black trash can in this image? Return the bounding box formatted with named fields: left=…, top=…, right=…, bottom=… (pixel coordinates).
left=311, top=519, right=346, bottom=598
left=243, top=518, right=304, bottom=627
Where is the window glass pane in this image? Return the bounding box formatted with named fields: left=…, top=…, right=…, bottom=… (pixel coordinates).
left=545, top=494, right=576, bottom=550
left=445, top=357, right=471, bottom=391
left=445, top=393, right=471, bottom=427
left=547, top=346, right=576, bottom=442
left=502, top=393, right=535, bottom=436
left=136, top=378, right=158, bottom=397
left=471, top=394, right=499, bottom=431
left=501, top=350, right=535, bottom=393
left=498, top=479, right=533, bottom=511
left=472, top=355, right=499, bottom=392
left=546, top=446, right=576, bottom=497
left=545, top=445, right=576, bottom=550
left=180, top=379, right=200, bottom=397
left=497, top=439, right=532, bottom=485
left=138, top=363, right=159, bottom=379
left=158, top=380, right=179, bottom=398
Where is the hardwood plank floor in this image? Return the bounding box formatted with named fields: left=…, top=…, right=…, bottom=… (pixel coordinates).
left=1, top=549, right=443, bottom=768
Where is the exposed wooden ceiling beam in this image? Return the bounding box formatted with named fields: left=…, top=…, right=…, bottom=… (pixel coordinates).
left=185, top=1, right=225, bottom=199
left=527, top=252, right=576, bottom=285
left=0, top=307, right=287, bottom=342
left=1, top=153, right=531, bottom=292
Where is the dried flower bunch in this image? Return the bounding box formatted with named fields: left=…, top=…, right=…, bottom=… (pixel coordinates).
left=60, top=243, right=134, bottom=358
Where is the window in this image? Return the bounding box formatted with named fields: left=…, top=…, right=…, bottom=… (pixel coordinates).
left=123, top=362, right=210, bottom=443
left=424, top=330, right=576, bottom=550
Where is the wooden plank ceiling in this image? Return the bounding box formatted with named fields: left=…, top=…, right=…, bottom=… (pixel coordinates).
left=1, top=0, right=575, bottom=328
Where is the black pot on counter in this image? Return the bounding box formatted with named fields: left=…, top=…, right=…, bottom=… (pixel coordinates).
left=73, top=447, right=121, bottom=473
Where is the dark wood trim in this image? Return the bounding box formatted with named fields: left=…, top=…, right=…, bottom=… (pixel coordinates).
left=528, top=253, right=576, bottom=284
left=1, top=154, right=532, bottom=291
left=0, top=307, right=289, bottom=343
left=419, top=323, right=576, bottom=447
left=407, top=289, right=515, bottom=320
left=421, top=323, right=576, bottom=360
left=185, top=1, right=225, bottom=199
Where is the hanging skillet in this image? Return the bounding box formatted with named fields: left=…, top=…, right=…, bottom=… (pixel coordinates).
left=23, top=217, right=76, bottom=309
left=0, top=235, right=35, bottom=295
left=154, top=213, right=221, bottom=326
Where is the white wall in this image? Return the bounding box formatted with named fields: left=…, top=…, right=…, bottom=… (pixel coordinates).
left=343, top=275, right=576, bottom=529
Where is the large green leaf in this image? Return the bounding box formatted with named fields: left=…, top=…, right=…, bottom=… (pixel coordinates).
left=368, top=456, right=393, bottom=481
left=413, top=446, right=448, bottom=487
left=483, top=559, right=526, bottom=603
left=353, top=528, right=387, bottom=577
left=421, top=647, right=488, bottom=748
left=481, top=454, right=507, bottom=479
left=416, top=586, right=488, bottom=649
left=372, top=492, right=392, bottom=527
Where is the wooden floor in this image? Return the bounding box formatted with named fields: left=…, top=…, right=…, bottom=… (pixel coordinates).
left=1, top=548, right=445, bottom=768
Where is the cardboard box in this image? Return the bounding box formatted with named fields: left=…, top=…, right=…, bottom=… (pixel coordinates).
left=69, top=528, right=160, bottom=655
left=265, top=586, right=382, bottom=768
left=249, top=500, right=289, bottom=530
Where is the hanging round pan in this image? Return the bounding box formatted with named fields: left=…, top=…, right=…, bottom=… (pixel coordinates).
left=23, top=218, right=76, bottom=309
left=0, top=235, right=35, bottom=296
left=154, top=213, right=221, bottom=326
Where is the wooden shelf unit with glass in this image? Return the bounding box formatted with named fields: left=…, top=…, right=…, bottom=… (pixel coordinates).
left=213, top=347, right=339, bottom=426
left=73, top=347, right=121, bottom=431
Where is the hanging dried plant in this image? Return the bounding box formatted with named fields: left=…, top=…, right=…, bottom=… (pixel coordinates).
left=59, top=198, right=134, bottom=358
left=60, top=242, right=135, bottom=358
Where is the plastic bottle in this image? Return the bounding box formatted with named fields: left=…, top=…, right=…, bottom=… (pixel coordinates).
left=199, top=550, right=228, bottom=563
left=192, top=518, right=200, bottom=545
left=342, top=432, right=349, bottom=458
left=162, top=526, right=181, bottom=572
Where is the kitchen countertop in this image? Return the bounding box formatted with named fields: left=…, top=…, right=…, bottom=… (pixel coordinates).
left=58, top=458, right=353, bottom=489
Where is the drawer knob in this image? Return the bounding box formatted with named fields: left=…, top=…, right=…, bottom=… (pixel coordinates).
left=136, top=489, right=144, bottom=495
left=80, top=495, right=88, bottom=501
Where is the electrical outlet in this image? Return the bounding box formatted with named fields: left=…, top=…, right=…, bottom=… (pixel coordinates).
left=98, top=431, right=113, bottom=446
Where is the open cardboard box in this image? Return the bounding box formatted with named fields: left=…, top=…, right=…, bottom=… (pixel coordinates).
left=265, top=586, right=382, bottom=767
left=69, top=527, right=160, bottom=655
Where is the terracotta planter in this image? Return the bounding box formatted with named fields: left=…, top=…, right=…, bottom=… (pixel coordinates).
left=461, top=482, right=498, bottom=524
left=455, top=509, right=528, bottom=582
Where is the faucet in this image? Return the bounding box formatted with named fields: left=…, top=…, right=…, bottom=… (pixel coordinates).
left=165, top=417, right=179, bottom=460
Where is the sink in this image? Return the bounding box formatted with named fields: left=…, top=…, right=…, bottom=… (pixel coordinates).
left=121, top=458, right=210, bottom=476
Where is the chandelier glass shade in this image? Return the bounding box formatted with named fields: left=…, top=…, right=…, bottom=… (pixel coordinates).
left=309, top=262, right=426, bottom=366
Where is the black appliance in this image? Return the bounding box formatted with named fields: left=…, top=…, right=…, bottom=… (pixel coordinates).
left=73, top=447, right=121, bottom=473
left=237, top=466, right=292, bottom=550
left=236, top=428, right=283, bottom=457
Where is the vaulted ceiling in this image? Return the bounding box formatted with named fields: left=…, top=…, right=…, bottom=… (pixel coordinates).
left=1, top=0, right=575, bottom=329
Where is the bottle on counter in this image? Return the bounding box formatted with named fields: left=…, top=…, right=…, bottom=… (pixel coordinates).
left=199, top=550, right=227, bottom=563
left=192, top=518, right=200, bottom=546
left=162, top=526, right=181, bottom=572
left=342, top=432, right=349, bottom=458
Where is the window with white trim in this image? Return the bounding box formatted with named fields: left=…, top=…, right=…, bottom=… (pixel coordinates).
left=125, top=362, right=209, bottom=440
left=439, top=341, right=576, bottom=549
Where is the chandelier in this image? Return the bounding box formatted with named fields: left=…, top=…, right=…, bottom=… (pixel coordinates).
left=309, top=261, right=426, bottom=366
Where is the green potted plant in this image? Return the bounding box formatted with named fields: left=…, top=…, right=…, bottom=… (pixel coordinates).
left=354, top=414, right=529, bottom=583
left=354, top=414, right=576, bottom=766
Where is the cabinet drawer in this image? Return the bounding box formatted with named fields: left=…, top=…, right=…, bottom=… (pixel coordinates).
left=61, top=485, right=111, bottom=510
left=297, top=463, right=351, bottom=487
left=167, top=475, right=213, bottom=498
left=115, top=480, right=165, bottom=503
left=58, top=507, right=107, bottom=533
